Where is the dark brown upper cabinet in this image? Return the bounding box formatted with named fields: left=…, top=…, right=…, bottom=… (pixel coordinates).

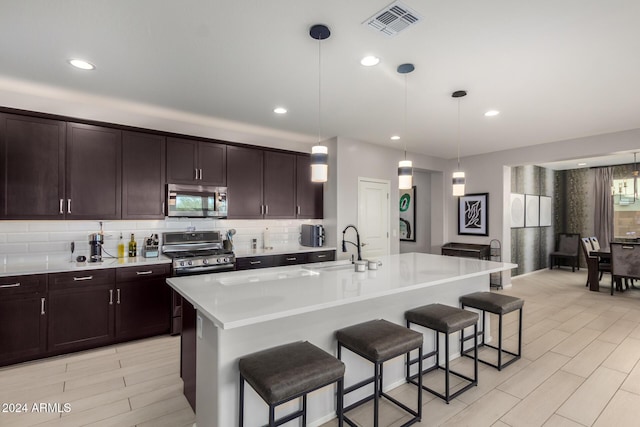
left=122, top=131, right=166, bottom=219
left=0, top=114, right=66, bottom=219
left=166, top=137, right=226, bottom=186
left=66, top=123, right=122, bottom=220
left=295, top=154, right=323, bottom=219
left=227, top=145, right=264, bottom=219
left=227, top=147, right=297, bottom=219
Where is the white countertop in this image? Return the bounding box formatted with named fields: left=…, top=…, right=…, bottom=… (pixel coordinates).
left=167, top=252, right=517, bottom=330
left=0, top=255, right=172, bottom=277
left=233, top=246, right=336, bottom=258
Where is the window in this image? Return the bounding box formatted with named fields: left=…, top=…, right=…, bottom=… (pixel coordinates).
left=613, top=177, right=640, bottom=239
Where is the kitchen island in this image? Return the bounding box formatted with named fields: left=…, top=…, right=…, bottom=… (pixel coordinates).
left=167, top=252, right=516, bottom=427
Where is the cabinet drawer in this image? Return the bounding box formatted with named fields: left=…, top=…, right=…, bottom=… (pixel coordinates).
left=236, top=256, right=274, bottom=270
left=307, top=250, right=336, bottom=263
left=116, top=264, right=170, bottom=282
left=274, top=253, right=308, bottom=265
left=49, top=269, right=115, bottom=290
left=0, top=274, right=46, bottom=296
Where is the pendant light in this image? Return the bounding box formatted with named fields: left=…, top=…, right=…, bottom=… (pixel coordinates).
left=452, top=90, right=467, bottom=196
left=397, top=63, right=414, bottom=190
left=309, top=24, right=330, bottom=183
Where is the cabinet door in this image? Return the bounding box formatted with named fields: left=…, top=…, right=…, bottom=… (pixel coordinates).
left=296, top=155, right=324, bottom=219
left=263, top=151, right=296, bottom=219
left=274, top=253, right=308, bottom=266
left=66, top=123, right=122, bottom=219
left=166, top=137, right=198, bottom=184
left=235, top=256, right=274, bottom=270
left=115, top=265, right=171, bottom=340
left=227, top=146, right=264, bottom=219
left=0, top=114, right=66, bottom=219
left=307, top=250, right=335, bottom=263
left=122, top=131, right=166, bottom=219
left=198, top=141, right=227, bottom=186
left=0, top=274, right=47, bottom=366
left=48, top=270, right=115, bottom=354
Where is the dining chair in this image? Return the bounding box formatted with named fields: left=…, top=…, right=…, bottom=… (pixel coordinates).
left=549, top=233, right=581, bottom=272
left=609, top=242, right=640, bottom=295
left=581, top=238, right=598, bottom=288
left=590, top=237, right=612, bottom=280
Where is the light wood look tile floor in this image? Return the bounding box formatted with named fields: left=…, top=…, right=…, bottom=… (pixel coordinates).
left=2, top=268, right=640, bottom=426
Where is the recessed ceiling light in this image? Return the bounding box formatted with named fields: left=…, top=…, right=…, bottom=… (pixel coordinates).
left=360, top=56, right=380, bottom=67
left=390, top=135, right=400, bottom=141
left=68, top=59, right=95, bottom=70
left=577, top=162, right=587, bottom=166
left=484, top=110, right=500, bottom=117
left=273, top=107, right=287, bottom=114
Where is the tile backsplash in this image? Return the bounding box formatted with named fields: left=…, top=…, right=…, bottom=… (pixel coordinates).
left=0, top=218, right=322, bottom=264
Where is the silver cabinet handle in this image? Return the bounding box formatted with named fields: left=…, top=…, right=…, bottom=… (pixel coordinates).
left=41, top=297, right=45, bottom=315
left=265, top=205, right=269, bottom=215
left=286, top=257, right=297, bottom=261
left=73, top=276, right=93, bottom=281
left=260, top=205, right=264, bottom=215
left=194, top=168, right=198, bottom=180
left=0, top=282, right=20, bottom=288
left=67, top=199, right=71, bottom=214
left=249, top=261, right=261, bottom=265
left=297, top=206, right=301, bottom=215
left=317, top=254, right=327, bottom=258
left=199, top=168, right=203, bottom=180
left=59, top=199, right=64, bottom=214
left=109, top=289, right=113, bottom=305
left=116, top=289, right=121, bottom=304
left=136, top=270, right=153, bottom=275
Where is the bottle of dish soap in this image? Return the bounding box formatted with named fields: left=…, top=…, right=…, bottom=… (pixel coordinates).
left=117, top=233, right=125, bottom=258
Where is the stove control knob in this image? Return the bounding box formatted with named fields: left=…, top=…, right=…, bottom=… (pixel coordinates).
left=179, top=261, right=185, bottom=267
left=215, top=258, right=222, bottom=263
left=187, top=260, right=193, bottom=266
left=223, top=257, right=230, bottom=263
left=203, top=259, right=209, bottom=265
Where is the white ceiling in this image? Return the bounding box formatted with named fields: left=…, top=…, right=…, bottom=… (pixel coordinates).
left=1, top=0, right=640, bottom=163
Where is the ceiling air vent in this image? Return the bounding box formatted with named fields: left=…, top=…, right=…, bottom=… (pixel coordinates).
left=363, top=1, right=422, bottom=37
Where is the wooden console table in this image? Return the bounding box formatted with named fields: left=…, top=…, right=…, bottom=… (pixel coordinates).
left=441, top=242, right=491, bottom=260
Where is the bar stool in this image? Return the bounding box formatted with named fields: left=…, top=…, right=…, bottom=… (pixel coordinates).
left=335, top=319, right=423, bottom=427
left=460, top=291, right=524, bottom=370
left=238, top=341, right=345, bottom=427
left=405, top=303, right=478, bottom=403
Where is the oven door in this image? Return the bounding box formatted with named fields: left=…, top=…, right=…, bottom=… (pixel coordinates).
left=166, top=184, right=227, bottom=218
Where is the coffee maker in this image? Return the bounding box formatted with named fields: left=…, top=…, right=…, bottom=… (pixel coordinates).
left=89, top=233, right=103, bottom=262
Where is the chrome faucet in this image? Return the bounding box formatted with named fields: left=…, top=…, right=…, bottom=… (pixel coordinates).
left=341, top=224, right=362, bottom=262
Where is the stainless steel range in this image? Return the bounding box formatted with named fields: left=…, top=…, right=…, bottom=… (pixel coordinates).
left=162, top=230, right=235, bottom=335
left=162, top=230, right=235, bottom=276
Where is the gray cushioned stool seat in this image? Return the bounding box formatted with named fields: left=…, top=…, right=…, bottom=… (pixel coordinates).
left=406, top=303, right=478, bottom=333
left=239, top=341, right=345, bottom=405
left=335, top=319, right=423, bottom=362
left=460, top=292, right=523, bottom=314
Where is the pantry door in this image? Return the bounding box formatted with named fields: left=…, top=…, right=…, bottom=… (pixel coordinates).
left=358, top=178, right=390, bottom=259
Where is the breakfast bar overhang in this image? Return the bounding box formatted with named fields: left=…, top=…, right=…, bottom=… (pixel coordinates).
left=167, top=252, right=516, bottom=427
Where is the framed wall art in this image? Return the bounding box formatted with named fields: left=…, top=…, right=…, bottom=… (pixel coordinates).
left=510, top=193, right=525, bottom=228
left=458, top=193, right=489, bottom=236
left=539, top=195, right=552, bottom=227
left=399, top=186, right=416, bottom=241
left=525, top=194, right=540, bottom=227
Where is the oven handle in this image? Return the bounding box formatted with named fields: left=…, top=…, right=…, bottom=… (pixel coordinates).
left=173, top=265, right=235, bottom=275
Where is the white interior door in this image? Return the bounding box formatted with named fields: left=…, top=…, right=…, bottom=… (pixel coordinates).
left=358, top=178, right=390, bottom=259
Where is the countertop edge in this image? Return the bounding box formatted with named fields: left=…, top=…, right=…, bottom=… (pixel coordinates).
left=0, top=256, right=172, bottom=277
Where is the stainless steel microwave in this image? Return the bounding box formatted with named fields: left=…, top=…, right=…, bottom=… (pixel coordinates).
left=166, top=184, right=227, bottom=218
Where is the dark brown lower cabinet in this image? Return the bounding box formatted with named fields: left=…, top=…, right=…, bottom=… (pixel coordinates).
left=0, top=274, right=47, bottom=366
left=115, top=265, right=171, bottom=340
left=181, top=301, right=197, bottom=411
left=47, top=269, right=115, bottom=355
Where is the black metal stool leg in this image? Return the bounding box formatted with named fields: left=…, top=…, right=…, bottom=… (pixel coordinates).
left=239, top=374, right=244, bottom=427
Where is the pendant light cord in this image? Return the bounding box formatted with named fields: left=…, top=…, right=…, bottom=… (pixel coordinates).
left=317, top=36, right=322, bottom=145
left=456, top=98, right=461, bottom=171
left=403, top=74, right=408, bottom=160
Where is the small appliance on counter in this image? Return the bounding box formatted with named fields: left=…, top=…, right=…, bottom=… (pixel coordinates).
left=301, top=224, right=325, bottom=247
left=142, top=234, right=160, bottom=258
left=88, top=222, right=105, bottom=262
